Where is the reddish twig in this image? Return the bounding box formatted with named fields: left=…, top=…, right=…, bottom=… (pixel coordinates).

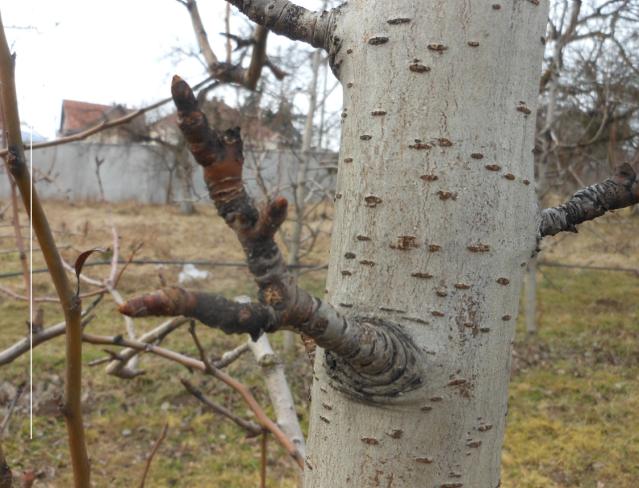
left=80, top=330, right=304, bottom=467
left=181, top=379, right=262, bottom=436
left=188, top=325, right=303, bottom=467
left=138, top=423, right=169, bottom=488
left=113, top=241, right=144, bottom=289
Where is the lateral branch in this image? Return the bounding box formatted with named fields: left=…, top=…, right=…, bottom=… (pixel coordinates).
left=119, top=76, right=421, bottom=398
left=225, top=0, right=336, bottom=51
left=539, top=162, right=639, bottom=238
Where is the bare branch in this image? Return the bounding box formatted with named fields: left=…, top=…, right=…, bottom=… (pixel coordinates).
left=105, top=226, right=140, bottom=373
left=0, top=383, right=25, bottom=436
left=225, top=0, right=337, bottom=50
left=61, top=258, right=103, bottom=287
left=113, top=241, right=144, bottom=289
left=181, top=0, right=218, bottom=68
left=0, top=314, right=96, bottom=366
left=264, top=58, right=288, bottom=80
left=214, top=341, right=250, bottom=368
left=539, top=163, right=639, bottom=238
left=248, top=334, right=305, bottom=456
left=179, top=0, right=284, bottom=89
left=0, top=75, right=214, bottom=158
left=138, top=423, right=168, bottom=488
left=181, top=379, right=262, bottom=436
left=105, top=318, right=188, bottom=378
left=82, top=331, right=304, bottom=468
left=6, top=178, right=30, bottom=301
left=244, top=26, right=268, bottom=89
left=188, top=324, right=304, bottom=468
left=0, top=283, right=106, bottom=303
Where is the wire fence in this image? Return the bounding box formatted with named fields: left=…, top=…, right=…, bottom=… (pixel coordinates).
left=0, top=256, right=636, bottom=281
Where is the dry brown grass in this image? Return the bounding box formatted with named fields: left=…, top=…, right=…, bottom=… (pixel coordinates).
left=0, top=198, right=637, bottom=487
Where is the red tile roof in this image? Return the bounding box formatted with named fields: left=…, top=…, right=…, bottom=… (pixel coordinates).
left=59, top=100, right=132, bottom=135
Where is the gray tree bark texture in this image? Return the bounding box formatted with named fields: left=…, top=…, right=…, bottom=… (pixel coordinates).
left=302, top=2, right=547, bottom=487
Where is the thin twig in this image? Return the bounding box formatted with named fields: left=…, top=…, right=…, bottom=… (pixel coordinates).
left=0, top=314, right=96, bottom=366
left=138, top=422, right=168, bottom=488
left=104, top=317, right=188, bottom=378
left=0, top=14, right=91, bottom=485
left=113, top=242, right=144, bottom=289
left=107, top=225, right=120, bottom=285
left=7, top=177, right=30, bottom=300
left=80, top=331, right=303, bottom=468
left=105, top=226, right=138, bottom=372
left=0, top=382, right=25, bottom=436
left=0, top=283, right=106, bottom=303
left=181, top=379, right=262, bottom=436
left=61, top=258, right=103, bottom=287
left=188, top=325, right=304, bottom=468
left=214, top=342, right=250, bottom=369
left=0, top=76, right=214, bottom=158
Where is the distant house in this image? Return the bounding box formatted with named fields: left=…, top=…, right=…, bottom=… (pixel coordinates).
left=58, top=99, right=148, bottom=144
left=148, top=97, right=300, bottom=150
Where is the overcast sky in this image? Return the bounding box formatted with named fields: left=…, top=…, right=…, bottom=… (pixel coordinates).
left=2, top=0, right=332, bottom=139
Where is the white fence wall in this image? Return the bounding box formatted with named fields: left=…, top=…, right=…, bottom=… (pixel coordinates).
left=0, top=142, right=336, bottom=204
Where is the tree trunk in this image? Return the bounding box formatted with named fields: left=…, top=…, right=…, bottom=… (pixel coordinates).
left=304, top=2, right=548, bottom=486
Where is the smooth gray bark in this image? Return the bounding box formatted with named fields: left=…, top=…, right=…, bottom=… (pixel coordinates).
left=302, top=2, right=548, bottom=486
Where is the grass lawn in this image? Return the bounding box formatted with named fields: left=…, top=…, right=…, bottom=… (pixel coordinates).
left=1, top=200, right=637, bottom=487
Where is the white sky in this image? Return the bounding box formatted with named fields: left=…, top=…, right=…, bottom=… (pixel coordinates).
left=1, top=0, right=334, bottom=139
